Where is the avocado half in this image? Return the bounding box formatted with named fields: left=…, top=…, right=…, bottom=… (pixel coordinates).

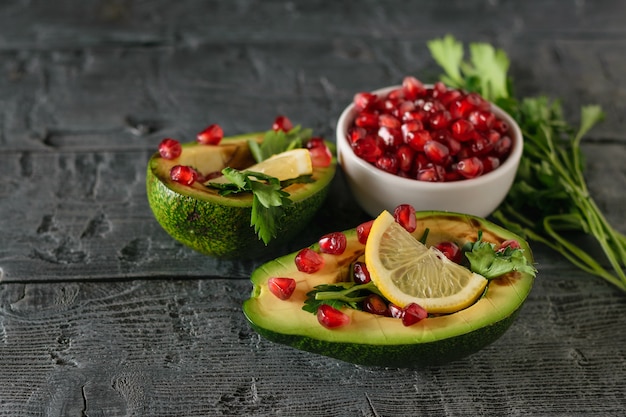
left=243, top=211, right=535, bottom=368
left=146, top=133, right=336, bottom=258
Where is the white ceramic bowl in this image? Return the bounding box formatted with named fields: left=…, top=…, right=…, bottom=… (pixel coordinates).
left=336, top=85, right=523, bottom=218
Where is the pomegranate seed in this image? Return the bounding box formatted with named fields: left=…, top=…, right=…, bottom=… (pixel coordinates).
left=435, top=241, right=462, bottom=264
left=482, top=155, right=501, bottom=173
left=272, top=115, right=293, bottom=132
left=395, top=100, right=416, bottom=118
left=493, top=118, right=510, bottom=134
left=309, top=144, right=332, bottom=168
left=468, top=110, right=496, bottom=131
left=267, top=277, right=297, bottom=300
left=433, top=81, right=447, bottom=96
left=396, top=145, right=415, bottom=173
left=375, top=154, right=399, bottom=174
left=319, top=232, right=347, bottom=255
left=423, top=140, right=450, bottom=165
left=456, top=157, right=484, bottom=179
left=494, top=136, right=512, bottom=157
left=406, top=129, right=431, bottom=152
left=377, top=126, right=403, bottom=149
left=388, top=304, right=404, bottom=319
left=294, top=248, right=325, bottom=274
left=429, top=110, right=451, bottom=130
left=362, top=294, right=388, bottom=316
left=402, top=109, right=428, bottom=122
left=417, top=166, right=440, bottom=182
left=197, top=124, right=224, bottom=145
left=305, top=137, right=325, bottom=149
left=348, top=126, right=367, bottom=143
left=170, top=165, right=197, bottom=185
left=378, top=114, right=401, bottom=129
left=450, top=119, right=475, bottom=142
left=354, top=112, right=379, bottom=129
left=356, top=220, right=374, bottom=244
left=317, top=304, right=350, bottom=329
left=393, top=204, right=416, bottom=233
left=352, top=261, right=371, bottom=284
left=402, top=303, right=427, bottom=326
left=352, top=138, right=382, bottom=163
left=353, top=92, right=378, bottom=111
left=402, top=76, right=425, bottom=100
left=498, top=239, right=522, bottom=252
left=158, top=138, right=182, bottom=160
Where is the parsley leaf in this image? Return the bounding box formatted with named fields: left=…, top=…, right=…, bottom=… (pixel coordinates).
left=207, top=168, right=294, bottom=245
left=302, top=281, right=381, bottom=314
left=463, top=232, right=537, bottom=280
left=249, top=125, right=313, bottom=163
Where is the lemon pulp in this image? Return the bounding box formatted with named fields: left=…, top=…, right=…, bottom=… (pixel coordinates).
left=365, top=210, right=488, bottom=314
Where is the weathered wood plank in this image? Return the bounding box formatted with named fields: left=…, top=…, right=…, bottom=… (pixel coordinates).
left=0, top=268, right=624, bottom=416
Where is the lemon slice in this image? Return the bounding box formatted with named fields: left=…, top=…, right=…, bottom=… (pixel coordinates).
left=365, top=210, right=488, bottom=314
left=207, top=148, right=313, bottom=184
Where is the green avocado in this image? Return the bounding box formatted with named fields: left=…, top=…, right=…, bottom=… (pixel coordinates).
left=146, top=133, right=336, bottom=258
left=243, top=211, right=535, bottom=367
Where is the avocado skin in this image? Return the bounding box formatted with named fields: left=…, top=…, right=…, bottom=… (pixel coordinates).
left=145, top=135, right=336, bottom=259
left=245, top=310, right=519, bottom=368
left=243, top=211, right=535, bottom=368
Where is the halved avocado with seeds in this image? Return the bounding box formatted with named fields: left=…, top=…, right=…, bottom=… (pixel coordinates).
left=146, top=133, right=336, bottom=258
left=243, top=211, right=535, bottom=368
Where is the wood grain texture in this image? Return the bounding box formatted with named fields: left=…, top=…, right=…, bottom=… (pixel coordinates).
left=0, top=271, right=625, bottom=417
left=1, top=0, right=626, bottom=415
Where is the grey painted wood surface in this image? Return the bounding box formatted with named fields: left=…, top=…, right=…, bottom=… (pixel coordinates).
left=1, top=1, right=625, bottom=415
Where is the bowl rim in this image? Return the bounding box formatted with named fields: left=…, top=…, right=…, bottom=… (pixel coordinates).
left=336, top=84, right=524, bottom=191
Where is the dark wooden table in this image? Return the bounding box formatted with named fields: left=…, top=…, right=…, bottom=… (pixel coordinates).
left=1, top=1, right=625, bottom=415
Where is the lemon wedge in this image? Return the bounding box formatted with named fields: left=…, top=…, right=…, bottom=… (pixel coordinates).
left=207, top=148, right=313, bottom=184
left=365, top=210, right=488, bottom=314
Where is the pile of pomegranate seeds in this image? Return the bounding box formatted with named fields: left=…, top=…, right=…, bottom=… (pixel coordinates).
left=347, top=76, right=513, bottom=181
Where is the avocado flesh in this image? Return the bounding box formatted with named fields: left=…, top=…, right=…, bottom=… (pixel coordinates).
left=243, top=212, right=535, bottom=367
left=146, top=133, right=336, bottom=258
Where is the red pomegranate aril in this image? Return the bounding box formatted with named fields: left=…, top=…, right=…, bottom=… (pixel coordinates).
left=353, top=138, right=382, bottom=163
left=354, top=112, right=379, bottom=129
left=498, top=239, right=522, bottom=252
left=393, top=204, right=416, bottom=233
left=439, top=89, right=463, bottom=106
left=197, top=124, right=224, bottom=145
left=348, top=126, right=368, bottom=143
left=267, top=277, right=297, bottom=300
left=401, top=120, right=423, bottom=137
left=456, top=157, right=484, bottom=179
left=486, top=129, right=501, bottom=145
left=375, top=153, right=399, bottom=174
left=433, top=81, right=447, bottom=96
left=356, top=220, right=374, bottom=244
left=405, top=129, right=431, bottom=152
left=494, top=135, right=513, bottom=157
left=470, top=135, right=494, bottom=156
left=402, top=109, right=428, bottom=122
left=305, top=137, right=325, bottom=149
left=394, top=100, right=416, bottom=118
left=272, top=115, right=293, bottom=132
left=378, top=98, right=400, bottom=114
left=423, top=140, right=450, bottom=165
left=352, top=261, right=371, bottom=284
left=396, top=145, right=415, bottom=173
left=402, top=76, right=425, bottom=100
left=317, top=304, right=350, bottom=329
left=444, top=136, right=462, bottom=156
left=482, top=155, right=501, bottom=173
left=363, top=294, right=389, bottom=316
left=309, top=144, right=332, bottom=168
left=429, top=110, right=451, bottom=130
left=158, top=138, right=182, bottom=160
left=435, top=241, right=462, bottom=264
left=468, top=110, right=496, bottom=131
left=170, top=165, right=197, bottom=185
left=295, top=248, right=325, bottom=274
left=378, top=114, right=401, bottom=129
left=417, top=166, right=440, bottom=182
left=319, top=232, right=347, bottom=255
left=451, top=119, right=475, bottom=141
left=377, top=126, right=403, bottom=149
left=493, top=118, right=510, bottom=134
left=402, top=303, right=428, bottom=326
left=353, top=92, right=378, bottom=111
left=388, top=304, right=404, bottom=319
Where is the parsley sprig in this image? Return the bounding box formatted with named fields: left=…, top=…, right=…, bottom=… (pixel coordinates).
left=209, top=168, right=293, bottom=245
left=249, top=125, right=313, bottom=163
left=428, top=35, right=626, bottom=292
left=303, top=281, right=381, bottom=314
left=464, top=232, right=538, bottom=280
